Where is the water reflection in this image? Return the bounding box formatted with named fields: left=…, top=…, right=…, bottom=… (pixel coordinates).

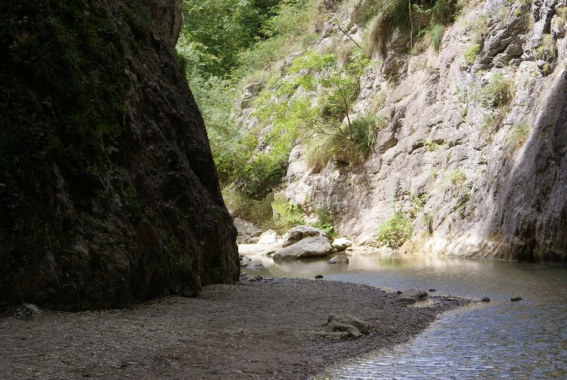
left=243, top=251, right=567, bottom=379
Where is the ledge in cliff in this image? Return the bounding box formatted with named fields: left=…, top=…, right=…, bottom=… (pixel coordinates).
left=0, top=0, right=239, bottom=309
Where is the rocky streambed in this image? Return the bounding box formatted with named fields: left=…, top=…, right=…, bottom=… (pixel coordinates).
left=0, top=279, right=467, bottom=380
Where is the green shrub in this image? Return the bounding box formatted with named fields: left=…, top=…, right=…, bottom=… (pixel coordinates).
left=509, top=122, right=531, bottom=148
left=409, top=193, right=427, bottom=218
left=184, top=75, right=249, bottom=187
left=347, top=115, right=385, bottom=163
left=236, top=151, right=289, bottom=200
left=271, top=192, right=305, bottom=233
left=429, top=23, right=444, bottom=51
left=178, top=0, right=326, bottom=198
left=428, top=0, right=458, bottom=24
left=464, top=44, right=480, bottom=65
left=424, top=139, right=444, bottom=151
left=252, top=50, right=375, bottom=177
left=312, top=208, right=336, bottom=237
left=352, top=0, right=383, bottom=25
left=224, top=190, right=274, bottom=228
left=454, top=191, right=471, bottom=212
left=367, top=0, right=459, bottom=56
left=376, top=211, right=413, bottom=249
left=179, top=0, right=281, bottom=78
left=481, top=73, right=515, bottom=108
left=304, top=135, right=337, bottom=173
left=447, top=169, right=466, bottom=185
left=304, top=115, right=384, bottom=170
left=235, top=0, right=321, bottom=77
left=536, top=34, right=556, bottom=60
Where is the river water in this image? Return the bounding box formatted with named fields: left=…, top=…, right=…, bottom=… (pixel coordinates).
left=245, top=253, right=567, bottom=379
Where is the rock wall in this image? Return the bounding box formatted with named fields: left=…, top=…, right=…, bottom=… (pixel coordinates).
left=0, top=0, right=239, bottom=309
left=250, top=0, right=567, bottom=262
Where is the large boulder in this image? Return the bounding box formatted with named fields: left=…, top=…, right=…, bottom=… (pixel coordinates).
left=0, top=0, right=239, bottom=310
left=273, top=236, right=333, bottom=261
left=281, top=225, right=331, bottom=247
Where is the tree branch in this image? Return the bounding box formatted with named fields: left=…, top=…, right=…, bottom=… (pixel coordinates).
left=334, top=20, right=363, bottom=50
left=333, top=83, right=353, bottom=139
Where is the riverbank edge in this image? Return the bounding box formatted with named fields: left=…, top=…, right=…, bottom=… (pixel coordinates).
left=0, top=278, right=470, bottom=379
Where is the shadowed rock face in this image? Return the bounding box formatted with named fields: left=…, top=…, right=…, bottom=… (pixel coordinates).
left=486, top=69, right=567, bottom=261
left=0, top=0, right=239, bottom=309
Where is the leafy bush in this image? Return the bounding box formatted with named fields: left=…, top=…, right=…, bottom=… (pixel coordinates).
left=304, top=135, right=337, bottom=173
left=347, top=115, right=385, bottom=163
left=409, top=193, right=427, bottom=218
left=429, top=23, right=444, bottom=51
left=235, top=0, right=322, bottom=77
left=312, top=208, right=336, bottom=237
left=376, top=211, right=413, bottom=249
left=447, top=169, right=466, bottom=185
left=236, top=151, right=290, bottom=200
left=271, top=192, right=305, bottom=233
left=367, top=0, right=459, bottom=56
left=481, top=73, right=515, bottom=108
left=303, top=115, right=384, bottom=171
left=464, top=44, right=480, bottom=65
left=536, top=34, right=556, bottom=60
left=178, top=0, right=326, bottom=197
left=352, top=0, right=384, bottom=25
left=252, top=50, right=375, bottom=175
left=224, top=190, right=274, bottom=228
left=508, top=122, right=531, bottom=148
left=180, top=0, right=280, bottom=78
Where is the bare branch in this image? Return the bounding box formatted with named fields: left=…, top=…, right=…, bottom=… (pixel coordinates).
left=334, top=19, right=363, bottom=50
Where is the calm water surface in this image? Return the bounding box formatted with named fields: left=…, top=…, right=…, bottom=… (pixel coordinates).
left=246, top=253, right=567, bottom=379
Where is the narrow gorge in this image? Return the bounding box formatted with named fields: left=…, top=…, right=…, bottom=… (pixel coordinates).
left=0, top=1, right=566, bottom=379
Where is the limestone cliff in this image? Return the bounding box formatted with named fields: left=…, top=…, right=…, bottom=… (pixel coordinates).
left=0, top=0, right=239, bottom=309
left=241, top=0, right=567, bottom=262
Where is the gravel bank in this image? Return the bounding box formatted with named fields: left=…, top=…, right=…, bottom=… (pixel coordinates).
left=0, top=278, right=468, bottom=379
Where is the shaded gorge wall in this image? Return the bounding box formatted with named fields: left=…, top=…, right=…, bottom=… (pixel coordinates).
left=0, top=0, right=239, bottom=309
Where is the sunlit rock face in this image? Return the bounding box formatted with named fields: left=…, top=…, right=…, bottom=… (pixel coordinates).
left=0, top=0, right=239, bottom=309
left=239, top=0, right=567, bottom=262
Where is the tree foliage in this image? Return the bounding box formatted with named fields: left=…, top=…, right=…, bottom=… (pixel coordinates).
left=376, top=211, right=414, bottom=249
left=180, top=0, right=280, bottom=78
left=177, top=0, right=328, bottom=198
